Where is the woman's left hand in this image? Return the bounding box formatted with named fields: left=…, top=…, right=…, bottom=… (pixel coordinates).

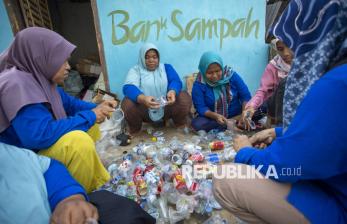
left=166, top=90, right=176, bottom=105
left=233, top=135, right=252, bottom=152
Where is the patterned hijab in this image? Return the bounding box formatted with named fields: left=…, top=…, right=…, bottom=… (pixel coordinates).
left=272, top=0, right=347, bottom=131
left=270, top=39, right=291, bottom=79
left=197, top=51, right=234, bottom=117
left=0, top=27, right=75, bottom=132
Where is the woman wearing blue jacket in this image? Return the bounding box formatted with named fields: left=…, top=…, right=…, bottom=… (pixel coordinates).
left=122, top=43, right=192, bottom=134
left=191, top=51, right=251, bottom=132
left=213, top=0, right=347, bottom=223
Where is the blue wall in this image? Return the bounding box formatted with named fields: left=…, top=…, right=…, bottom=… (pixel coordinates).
left=0, top=0, right=13, bottom=52
left=96, top=0, right=268, bottom=98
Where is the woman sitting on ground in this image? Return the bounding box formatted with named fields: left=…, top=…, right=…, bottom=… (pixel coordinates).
left=191, top=51, right=252, bottom=132
left=122, top=43, right=192, bottom=135
left=242, top=38, right=293, bottom=128
left=0, top=27, right=115, bottom=193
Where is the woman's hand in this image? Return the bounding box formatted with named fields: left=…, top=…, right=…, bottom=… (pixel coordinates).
left=241, top=107, right=255, bottom=131
left=92, top=101, right=116, bottom=123
left=215, top=113, right=228, bottom=125
left=249, top=128, right=276, bottom=148
left=166, top=90, right=176, bottom=105
left=233, top=135, right=252, bottom=152
left=137, top=94, right=160, bottom=109
left=103, top=99, right=118, bottom=108
left=51, top=194, right=98, bottom=224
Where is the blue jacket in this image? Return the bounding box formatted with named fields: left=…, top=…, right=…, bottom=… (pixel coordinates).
left=123, top=63, right=182, bottom=102
left=235, top=64, right=347, bottom=223
left=0, top=88, right=96, bottom=151
left=192, top=72, right=251, bottom=118
left=45, top=159, right=87, bottom=211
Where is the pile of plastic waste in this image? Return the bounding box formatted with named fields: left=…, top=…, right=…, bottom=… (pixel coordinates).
left=98, top=127, right=236, bottom=223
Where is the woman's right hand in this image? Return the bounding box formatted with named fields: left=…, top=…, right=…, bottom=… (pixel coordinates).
left=215, top=113, right=228, bottom=125
left=241, top=107, right=255, bottom=131
left=51, top=194, right=98, bottom=224
left=249, top=128, right=276, bottom=148
left=92, top=102, right=116, bottom=123
left=137, top=95, right=160, bottom=109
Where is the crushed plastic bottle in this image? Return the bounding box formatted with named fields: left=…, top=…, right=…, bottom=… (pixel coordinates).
left=157, top=96, right=168, bottom=107
left=168, top=207, right=190, bottom=224
left=202, top=214, right=229, bottom=224
left=223, top=147, right=237, bottom=162
left=157, top=197, right=170, bottom=222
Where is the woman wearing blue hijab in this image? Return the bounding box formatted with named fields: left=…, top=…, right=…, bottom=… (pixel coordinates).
left=213, top=0, right=347, bottom=223
left=191, top=51, right=251, bottom=132
left=122, top=43, right=192, bottom=134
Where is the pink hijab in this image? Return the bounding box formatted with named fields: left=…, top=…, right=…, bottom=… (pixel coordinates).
left=270, top=38, right=291, bottom=79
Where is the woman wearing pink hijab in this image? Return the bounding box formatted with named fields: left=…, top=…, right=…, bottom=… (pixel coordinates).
left=242, top=39, right=293, bottom=128
left=0, top=27, right=115, bottom=193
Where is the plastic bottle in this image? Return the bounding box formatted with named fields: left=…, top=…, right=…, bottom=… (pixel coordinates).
left=209, top=141, right=225, bottom=151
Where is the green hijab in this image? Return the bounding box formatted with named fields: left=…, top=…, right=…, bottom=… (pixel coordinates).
left=198, top=51, right=233, bottom=102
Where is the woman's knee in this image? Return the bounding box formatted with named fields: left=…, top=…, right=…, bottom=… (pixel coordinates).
left=121, top=98, right=137, bottom=112
left=61, top=131, right=96, bottom=154
left=177, top=91, right=192, bottom=111
left=213, top=165, right=233, bottom=202
left=191, top=117, right=208, bottom=131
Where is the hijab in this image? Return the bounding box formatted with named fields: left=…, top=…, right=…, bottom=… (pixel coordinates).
left=0, top=143, right=51, bottom=223
left=270, top=38, right=292, bottom=79
left=197, top=51, right=234, bottom=117
left=272, top=0, right=347, bottom=131
left=0, top=27, right=75, bottom=132
left=124, top=43, right=168, bottom=121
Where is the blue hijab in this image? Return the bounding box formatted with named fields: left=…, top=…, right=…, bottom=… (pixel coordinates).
left=198, top=51, right=234, bottom=117
left=273, top=0, right=347, bottom=131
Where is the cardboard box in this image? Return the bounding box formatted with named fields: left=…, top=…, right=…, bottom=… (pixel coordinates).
left=76, top=58, right=101, bottom=75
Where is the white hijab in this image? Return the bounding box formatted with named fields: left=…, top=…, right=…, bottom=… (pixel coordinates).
left=125, top=43, right=168, bottom=121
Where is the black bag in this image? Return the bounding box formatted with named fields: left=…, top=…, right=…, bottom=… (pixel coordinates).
left=89, top=190, right=155, bottom=224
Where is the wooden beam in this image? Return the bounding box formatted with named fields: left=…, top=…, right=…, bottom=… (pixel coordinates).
left=3, top=0, right=25, bottom=34
left=90, top=0, right=110, bottom=92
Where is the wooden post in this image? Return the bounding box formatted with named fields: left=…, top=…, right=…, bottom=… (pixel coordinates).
left=90, top=0, right=110, bottom=92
